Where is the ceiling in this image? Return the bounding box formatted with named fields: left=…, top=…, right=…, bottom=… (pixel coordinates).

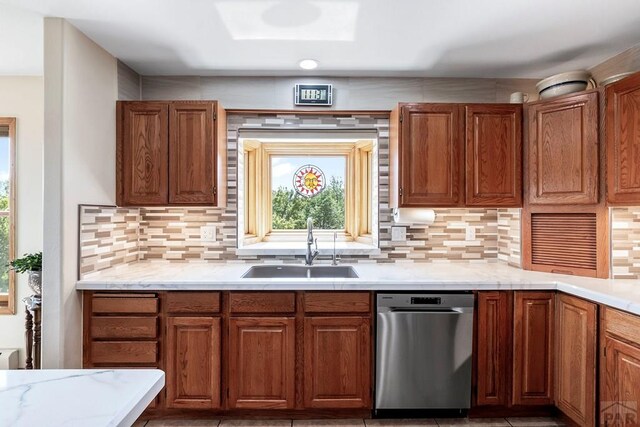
left=0, top=3, right=43, bottom=75
left=2, top=0, right=640, bottom=78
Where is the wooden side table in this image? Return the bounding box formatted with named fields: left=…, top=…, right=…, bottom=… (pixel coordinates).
left=23, top=294, right=41, bottom=369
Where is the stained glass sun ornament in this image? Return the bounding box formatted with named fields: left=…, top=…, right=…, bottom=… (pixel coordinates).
left=293, top=164, right=325, bottom=197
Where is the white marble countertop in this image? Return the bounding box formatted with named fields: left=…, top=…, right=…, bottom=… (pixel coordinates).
left=0, top=369, right=164, bottom=427
left=76, top=261, right=640, bottom=316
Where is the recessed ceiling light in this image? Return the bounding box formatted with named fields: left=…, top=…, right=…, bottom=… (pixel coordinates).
left=299, top=59, right=318, bottom=70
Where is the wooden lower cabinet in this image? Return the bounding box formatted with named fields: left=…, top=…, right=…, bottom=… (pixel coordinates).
left=475, top=291, right=511, bottom=406
left=475, top=291, right=556, bottom=409
left=166, top=316, right=221, bottom=409
left=512, top=291, right=554, bottom=405
left=304, top=316, right=371, bottom=408
left=228, top=317, right=296, bottom=409
left=555, top=294, right=597, bottom=427
left=601, top=307, right=640, bottom=427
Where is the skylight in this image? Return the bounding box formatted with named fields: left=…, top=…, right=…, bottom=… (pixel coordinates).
left=214, top=0, right=359, bottom=41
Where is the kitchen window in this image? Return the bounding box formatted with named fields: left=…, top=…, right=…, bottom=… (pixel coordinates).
left=0, top=118, right=16, bottom=315
left=240, top=136, right=377, bottom=251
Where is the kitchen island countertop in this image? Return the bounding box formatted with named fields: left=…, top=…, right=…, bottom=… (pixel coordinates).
left=0, top=369, right=164, bottom=427
left=76, top=261, right=640, bottom=316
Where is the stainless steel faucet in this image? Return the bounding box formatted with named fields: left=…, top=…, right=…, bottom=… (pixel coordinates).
left=332, top=231, right=340, bottom=265
left=305, top=217, right=319, bottom=266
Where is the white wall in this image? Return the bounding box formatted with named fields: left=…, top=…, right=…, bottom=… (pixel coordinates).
left=0, top=76, right=44, bottom=363
left=43, top=18, right=117, bottom=368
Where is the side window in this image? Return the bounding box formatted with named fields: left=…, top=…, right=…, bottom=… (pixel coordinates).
left=0, top=118, right=16, bottom=314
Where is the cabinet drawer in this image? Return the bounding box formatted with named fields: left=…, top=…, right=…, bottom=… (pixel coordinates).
left=92, top=296, right=158, bottom=314
left=230, top=292, right=296, bottom=314
left=166, top=292, right=220, bottom=314
left=603, top=307, right=640, bottom=345
left=304, top=292, right=370, bottom=313
left=91, top=317, right=158, bottom=339
left=91, top=341, right=158, bottom=364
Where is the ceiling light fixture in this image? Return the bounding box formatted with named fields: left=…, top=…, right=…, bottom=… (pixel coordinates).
left=299, top=59, right=318, bottom=70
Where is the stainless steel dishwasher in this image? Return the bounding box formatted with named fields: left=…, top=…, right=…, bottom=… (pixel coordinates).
left=375, top=293, right=474, bottom=412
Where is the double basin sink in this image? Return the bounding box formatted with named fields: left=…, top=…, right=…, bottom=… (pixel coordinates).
left=242, top=265, right=359, bottom=279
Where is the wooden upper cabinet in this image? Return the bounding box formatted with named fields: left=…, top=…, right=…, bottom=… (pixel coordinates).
left=475, top=291, right=511, bottom=407
left=390, top=104, right=463, bottom=207
left=118, top=102, right=169, bottom=205
left=166, top=316, right=221, bottom=409
left=606, top=72, right=640, bottom=204
left=228, top=317, right=295, bottom=409
left=170, top=102, right=217, bottom=204
left=304, top=316, right=371, bottom=409
left=465, top=105, right=522, bottom=207
left=555, top=294, right=597, bottom=427
left=116, top=100, right=226, bottom=207
left=526, top=91, right=599, bottom=205
left=390, top=102, right=523, bottom=208
left=512, top=291, right=554, bottom=406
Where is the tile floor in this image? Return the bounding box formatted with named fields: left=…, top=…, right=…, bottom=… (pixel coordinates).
left=134, top=417, right=566, bottom=427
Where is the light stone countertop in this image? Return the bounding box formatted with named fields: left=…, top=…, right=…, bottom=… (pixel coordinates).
left=0, top=369, right=164, bottom=427
left=76, top=261, right=640, bottom=316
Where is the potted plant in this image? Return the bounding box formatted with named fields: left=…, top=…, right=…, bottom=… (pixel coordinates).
left=10, top=252, right=42, bottom=295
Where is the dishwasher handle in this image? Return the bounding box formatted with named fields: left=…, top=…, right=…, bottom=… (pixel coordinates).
left=387, top=307, right=473, bottom=314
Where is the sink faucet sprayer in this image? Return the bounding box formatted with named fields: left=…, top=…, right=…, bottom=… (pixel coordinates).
left=305, top=217, right=319, bottom=266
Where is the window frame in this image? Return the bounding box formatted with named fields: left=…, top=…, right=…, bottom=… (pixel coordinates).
left=0, top=117, right=16, bottom=315
left=242, top=139, right=373, bottom=245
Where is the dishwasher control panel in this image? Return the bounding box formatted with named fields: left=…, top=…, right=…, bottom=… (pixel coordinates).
left=377, top=292, right=474, bottom=310
left=410, top=296, right=441, bottom=305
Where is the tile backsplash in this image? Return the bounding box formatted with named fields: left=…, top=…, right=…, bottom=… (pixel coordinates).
left=79, top=112, right=523, bottom=278
left=497, top=208, right=522, bottom=268
left=79, top=206, right=140, bottom=276
left=611, top=207, right=640, bottom=279
left=79, top=205, right=504, bottom=276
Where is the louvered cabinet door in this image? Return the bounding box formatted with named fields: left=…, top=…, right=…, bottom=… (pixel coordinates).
left=527, top=91, right=598, bottom=205
left=529, top=213, right=597, bottom=276
left=606, top=71, right=640, bottom=204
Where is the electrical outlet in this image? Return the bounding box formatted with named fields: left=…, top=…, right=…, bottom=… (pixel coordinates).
left=391, top=226, right=406, bottom=242
left=465, top=226, right=476, bottom=241
left=200, top=225, right=217, bottom=242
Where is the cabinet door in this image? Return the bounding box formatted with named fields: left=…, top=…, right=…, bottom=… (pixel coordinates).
left=169, top=102, right=217, bottom=204
left=465, top=105, right=522, bottom=207
left=512, top=291, right=554, bottom=405
left=119, top=102, right=169, bottom=206
left=476, top=291, right=511, bottom=406
left=228, top=317, right=295, bottom=409
left=602, top=337, right=640, bottom=426
left=399, top=104, right=463, bottom=206
left=166, top=316, right=221, bottom=409
left=304, top=317, right=371, bottom=409
left=606, top=72, right=640, bottom=204
left=527, top=92, right=598, bottom=205
left=555, top=294, right=597, bottom=427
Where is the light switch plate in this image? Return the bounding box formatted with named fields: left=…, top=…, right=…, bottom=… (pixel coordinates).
left=391, top=226, right=406, bottom=242
left=200, top=225, right=217, bottom=242
left=465, top=226, right=476, bottom=241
